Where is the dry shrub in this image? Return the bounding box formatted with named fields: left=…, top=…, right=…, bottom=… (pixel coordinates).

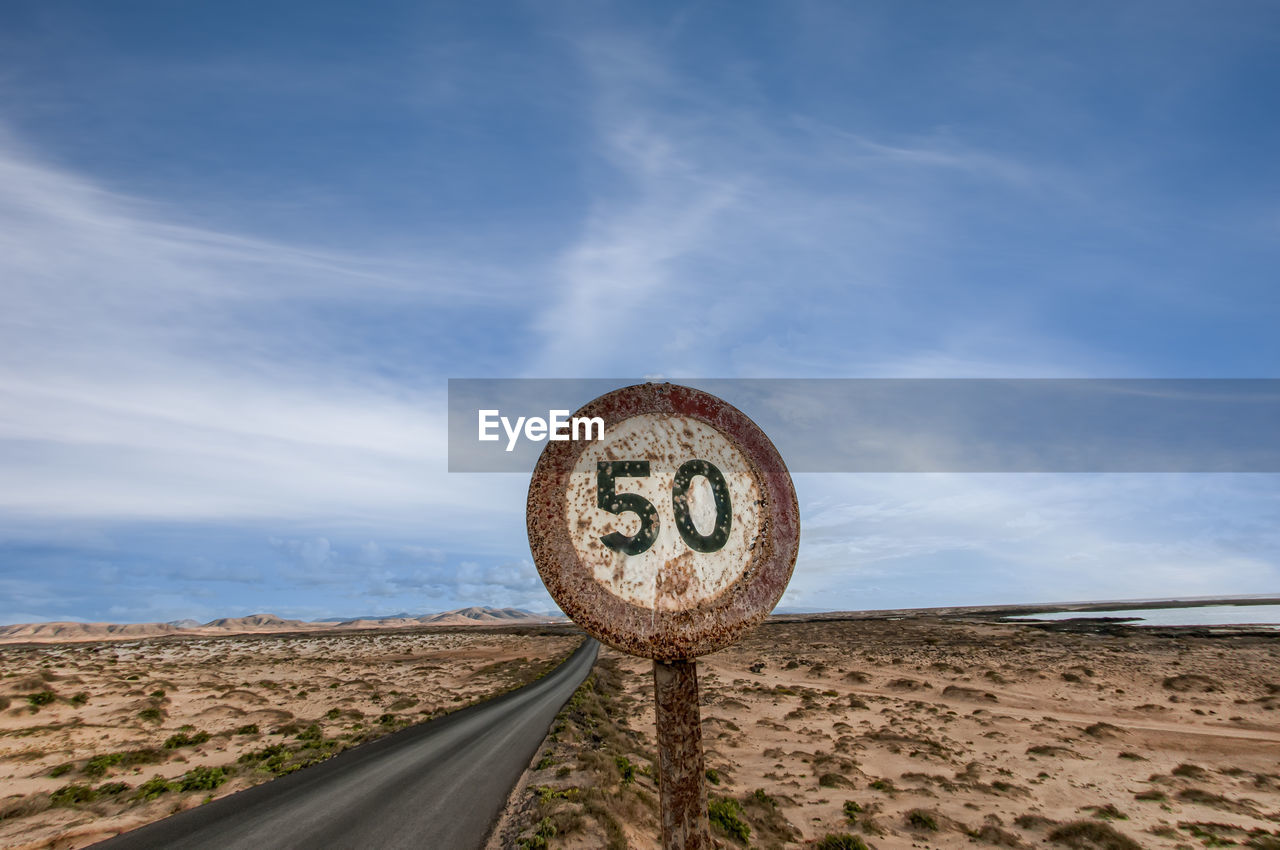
left=885, top=678, right=930, bottom=691
left=1162, top=674, right=1220, bottom=692
left=942, top=685, right=998, bottom=702
left=1047, top=820, right=1143, bottom=850
left=1177, top=788, right=1259, bottom=815
left=739, top=789, right=799, bottom=848
left=1014, top=813, right=1059, bottom=831
left=814, top=835, right=869, bottom=850
left=1171, top=762, right=1210, bottom=780
left=0, top=791, right=51, bottom=822
left=818, top=772, right=855, bottom=788
left=971, top=823, right=1026, bottom=847
left=1083, top=722, right=1123, bottom=739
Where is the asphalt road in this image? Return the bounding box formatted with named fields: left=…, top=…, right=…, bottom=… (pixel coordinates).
left=93, top=639, right=598, bottom=850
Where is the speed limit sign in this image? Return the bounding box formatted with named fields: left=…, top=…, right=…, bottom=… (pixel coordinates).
left=527, top=382, right=800, bottom=660
left=527, top=383, right=799, bottom=848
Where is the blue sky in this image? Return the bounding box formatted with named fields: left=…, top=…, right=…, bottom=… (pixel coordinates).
left=1, top=1, right=1278, bottom=623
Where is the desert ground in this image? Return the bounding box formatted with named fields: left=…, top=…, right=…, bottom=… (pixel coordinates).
left=0, top=625, right=582, bottom=849
left=496, top=616, right=1280, bottom=849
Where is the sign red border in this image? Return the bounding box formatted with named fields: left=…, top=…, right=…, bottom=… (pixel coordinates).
left=527, top=383, right=799, bottom=660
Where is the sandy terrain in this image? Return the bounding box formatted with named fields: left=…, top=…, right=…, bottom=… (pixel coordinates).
left=497, top=617, right=1280, bottom=848
left=0, top=625, right=581, bottom=849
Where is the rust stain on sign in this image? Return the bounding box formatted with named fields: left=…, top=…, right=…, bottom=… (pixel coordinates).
left=527, top=383, right=799, bottom=661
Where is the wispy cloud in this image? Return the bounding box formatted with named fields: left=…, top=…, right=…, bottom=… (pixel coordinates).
left=0, top=134, right=534, bottom=525
left=527, top=28, right=1112, bottom=379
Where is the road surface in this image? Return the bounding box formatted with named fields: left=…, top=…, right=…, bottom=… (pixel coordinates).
left=93, top=639, right=598, bottom=850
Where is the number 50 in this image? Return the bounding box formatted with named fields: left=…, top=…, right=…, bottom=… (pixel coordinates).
left=597, top=459, right=732, bottom=556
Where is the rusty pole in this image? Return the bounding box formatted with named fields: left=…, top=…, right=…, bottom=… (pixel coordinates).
left=653, top=659, right=711, bottom=849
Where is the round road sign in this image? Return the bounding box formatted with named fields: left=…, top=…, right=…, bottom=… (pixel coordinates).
left=527, top=383, right=799, bottom=660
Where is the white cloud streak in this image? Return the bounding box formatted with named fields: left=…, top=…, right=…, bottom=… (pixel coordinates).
left=788, top=473, right=1279, bottom=608
left=0, top=134, right=519, bottom=525
left=528, top=30, right=1109, bottom=379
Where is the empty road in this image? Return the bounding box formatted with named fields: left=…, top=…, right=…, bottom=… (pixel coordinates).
left=93, top=639, right=598, bottom=850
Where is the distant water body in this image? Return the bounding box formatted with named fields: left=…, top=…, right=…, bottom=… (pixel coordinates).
left=1007, top=604, right=1280, bottom=627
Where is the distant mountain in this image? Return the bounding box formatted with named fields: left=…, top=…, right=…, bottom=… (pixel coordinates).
left=0, top=607, right=565, bottom=644
left=317, top=606, right=562, bottom=627
left=203, top=614, right=309, bottom=630
left=313, top=612, right=413, bottom=623
left=0, top=621, right=191, bottom=641
left=417, top=606, right=559, bottom=625
left=332, top=617, right=421, bottom=628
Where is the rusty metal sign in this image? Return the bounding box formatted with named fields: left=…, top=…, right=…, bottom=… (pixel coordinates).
left=527, top=382, right=800, bottom=661
left=528, top=383, right=799, bottom=849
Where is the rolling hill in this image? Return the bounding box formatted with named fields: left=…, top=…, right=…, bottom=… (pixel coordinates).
left=0, top=607, right=565, bottom=644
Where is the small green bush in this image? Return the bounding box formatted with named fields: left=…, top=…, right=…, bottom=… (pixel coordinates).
left=907, top=809, right=939, bottom=830
left=83, top=753, right=124, bottom=777
left=234, top=723, right=259, bottom=735
left=124, top=749, right=166, bottom=767
left=179, top=766, right=227, bottom=792
left=517, top=816, right=556, bottom=850
left=708, top=796, right=750, bottom=843
left=843, top=800, right=862, bottom=822
left=615, top=755, right=635, bottom=784
left=138, top=706, right=163, bottom=722
left=26, top=691, right=56, bottom=709
left=50, top=784, right=97, bottom=806
left=164, top=731, right=211, bottom=749
left=96, top=782, right=131, bottom=796
left=705, top=767, right=721, bottom=785
left=70, top=693, right=89, bottom=706
left=816, top=835, right=869, bottom=850
left=532, top=785, right=578, bottom=805
left=134, top=775, right=176, bottom=801
left=85, top=748, right=166, bottom=778
left=239, top=743, right=288, bottom=764
left=49, top=763, right=73, bottom=777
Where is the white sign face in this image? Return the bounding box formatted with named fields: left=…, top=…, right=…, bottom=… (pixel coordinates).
left=565, top=414, right=763, bottom=612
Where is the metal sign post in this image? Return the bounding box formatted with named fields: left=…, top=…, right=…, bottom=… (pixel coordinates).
left=527, top=383, right=799, bottom=849
left=654, top=659, right=710, bottom=847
